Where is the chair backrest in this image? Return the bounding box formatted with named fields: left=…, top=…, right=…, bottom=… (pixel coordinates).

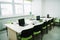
left=47, top=20, right=51, bottom=24
left=39, top=24, right=43, bottom=30
left=43, top=21, right=47, bottom=26
left=21, top=28, right=33, bottom=38
left=33, top=25, right=40, bottom=32
left=51, top=18, right=54, bottom=22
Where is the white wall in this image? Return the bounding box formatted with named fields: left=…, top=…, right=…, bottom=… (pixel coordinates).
left=42, top=0, right=60, bottom=18
left=32, top=0, right=42, bottom=16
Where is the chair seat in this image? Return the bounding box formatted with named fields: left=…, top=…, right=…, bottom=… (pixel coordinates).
left=51, top=22, right=53, bottom=24
left=43, top=26, right=46, bottom=29
left=47, top=24, right=50, bottom=26
left=21, top=35, right=32, bottom=40
left=34, top=31, right=41, bottom=35
left=20, top=28, right=33, bottom=40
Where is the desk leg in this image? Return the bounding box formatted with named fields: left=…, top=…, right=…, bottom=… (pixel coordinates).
left=7, top=28, right=17, bottom=40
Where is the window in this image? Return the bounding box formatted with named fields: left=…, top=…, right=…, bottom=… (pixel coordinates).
left=24, top=0, right=32, bottom=4
left=0, top=0, right=12, bottom=2
left=0, top=0, right=32, bottom=17
left=1, top=4, right=13, bottom=16
left=24, top=0, right=32, bottom=15
left=14, top=0, right=23, bottom=3
left=24, top=4, right=32, bottom=15
left=15, top=5, right=23, bottom=15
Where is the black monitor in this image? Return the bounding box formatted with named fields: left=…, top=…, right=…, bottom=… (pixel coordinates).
left=36, top=16, right=40, bottom=20
left=47, top=14, right=49, bottom=18
left=18, top=19, right=25, bottom=26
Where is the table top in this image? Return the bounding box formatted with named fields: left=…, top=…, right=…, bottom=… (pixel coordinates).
left=40, top=18, right=53, bottom=21
left=5, top=20, right=44, bottom=34
left=5, top=24, right=34, bottom=34
left=4, top=18, right=53, bottom=34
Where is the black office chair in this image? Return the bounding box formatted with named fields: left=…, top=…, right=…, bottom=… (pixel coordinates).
left=39, top=24, right=44, bottom=40
left=38, top=23, right=47, bottom=40
left=51, top=18, right=54, bottom=28
left=17, top=28, right=33, bottom=40
left=47, top=20, right=51, bottom=30
left=33, top=25, right=41, bottom=40
left=44, top=21, right=48, bottom=34
left=42, top=21, right=48, bottom=34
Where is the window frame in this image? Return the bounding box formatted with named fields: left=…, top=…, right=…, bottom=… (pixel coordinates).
left=0, top=0, right=32, bottom=18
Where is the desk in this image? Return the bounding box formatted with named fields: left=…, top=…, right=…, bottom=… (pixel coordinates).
left=40, top=18, right=53, bottom=21
left=5, top=20, right=44, bottom=40
left=5, top=24, right=34, bottom=34
left=5, top=20, right=44, bottom=33
left=5, top=24, right=34, bottom=40
left=4, top=18, right=53, bottom=40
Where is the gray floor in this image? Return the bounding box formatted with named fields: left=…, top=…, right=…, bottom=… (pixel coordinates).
left=43, top=26, right=60, bottom=40
left=0, top=26, right=60, bottom=40
left=0, top=30, right=8, bottom=40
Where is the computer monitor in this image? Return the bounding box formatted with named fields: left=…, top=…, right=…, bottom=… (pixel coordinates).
left=18, top=19, right=25, bottom=26
left=47, top=14, right=49, bottom=18
left=36, top=16, right=40, bottom=20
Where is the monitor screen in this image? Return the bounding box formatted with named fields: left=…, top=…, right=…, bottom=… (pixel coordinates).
left=47, top=14, right=49, bottom=18
left=36, top=16, right=40, bottom=20
left=18, top=19, right=25, bottom=26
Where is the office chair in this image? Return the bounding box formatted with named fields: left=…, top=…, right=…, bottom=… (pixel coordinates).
left=17, top=28, right=33, bottom=40
left=47, top=20, right=51, bottom=30
left=39, top=24, right=44, bottom=40
left=44, top=21, right=48, bottom=34
left=51, top=18, right=54, bottom=28
left=33, top=25, right=41, bottom=40
left=42, top=21, right=48, bottom=34
left=38, top=23, right=47, bottom=40
left=50, top=19, right=54, bottom=30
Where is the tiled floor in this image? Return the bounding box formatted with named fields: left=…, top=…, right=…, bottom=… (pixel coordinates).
left=0, top=26, right=60, bottom=40
left=43, top=26, right=60, bottom=40
left=0, top=30, right=8, bottom=40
